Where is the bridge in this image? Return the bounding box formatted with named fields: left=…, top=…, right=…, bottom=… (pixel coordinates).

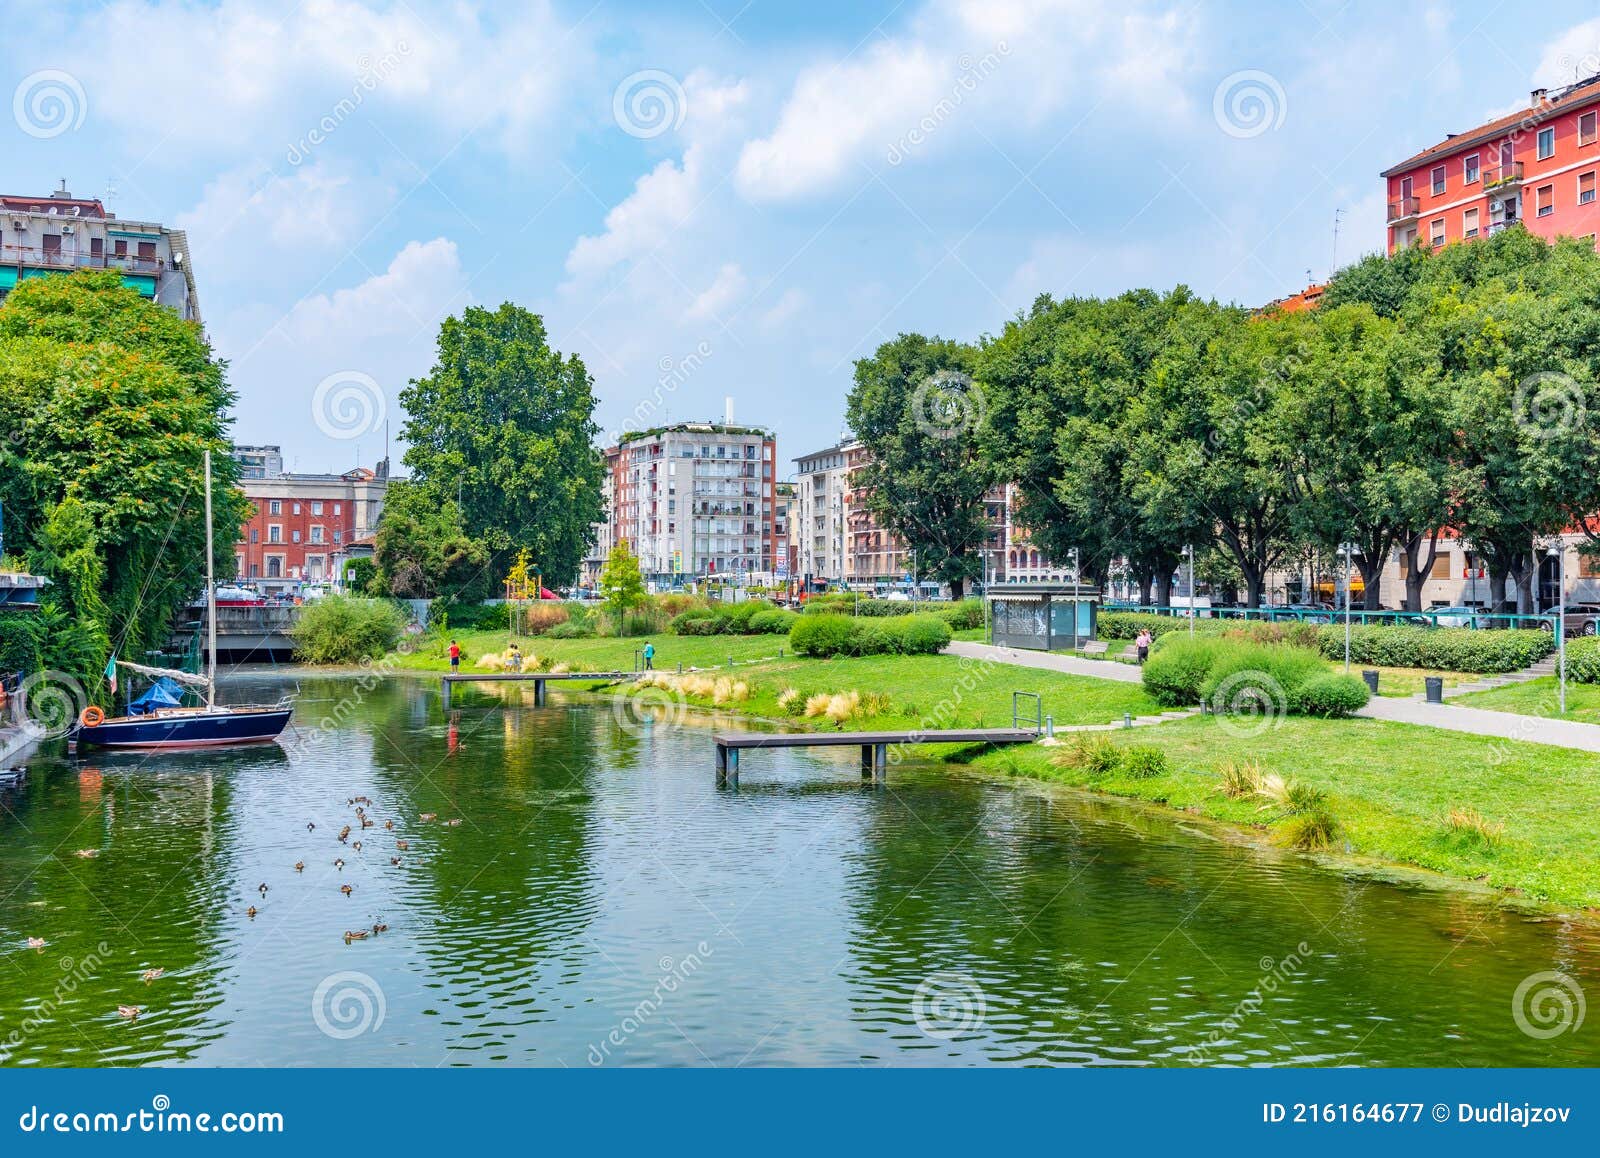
left=171, top=604, right=302, bottom=663
left=712, top=728, right=1038, bottom=786
left=440, top=671, right=639, bottom=708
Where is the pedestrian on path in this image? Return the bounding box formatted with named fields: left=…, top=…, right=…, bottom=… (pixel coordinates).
left=643, top=641, right=655, bottom=670
left=1135, top=629, right=1152, bottom=664
left=448, top=640, right=461, bottom=672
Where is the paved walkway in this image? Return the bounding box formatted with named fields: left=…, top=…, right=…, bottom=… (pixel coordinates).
left=1356, top=695, right=1600, bottom=753
left=951, top=639, right=1600, bottom=754
left=946, top=640, right=1144, bottom=683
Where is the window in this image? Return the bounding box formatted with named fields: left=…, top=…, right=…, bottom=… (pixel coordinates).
left=113, top=239, right=127, bottom=257
left=268, top=525, right=283, bottom=544
left=1431, top=166, right=1446, bottom=195
left=291, top=530, right=301, bottom=544
left=1463, top=207, right=1479, bottom=238
left=333, top=503, right=341, bottom=515
left=1582, top=171, right=1596, bottom=204
left=137, top=241, right=156, bottom=260
left=1538, top=127, right=1556, bottom=160
left=1430, top=218, right=1446, bottom=247
left=1538, top=184, right=1555, bottom=217
left=269, top=500, right=282, bottom=515
left=89, top=236, right=103, bottom=257
left=311, top=501, right=323, bottom=516
left=1464, top=154, right=1480, bottom=183
left=292, top=503, right=301, bottom=515
left=250, top=528, right=259, bottom=544
left=310, top=526, right=325, bottom=545
left=1584, top=112, right=1598, bottom=146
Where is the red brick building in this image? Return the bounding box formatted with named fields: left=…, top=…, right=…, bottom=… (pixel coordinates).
left=233, top=459, right=390, bottom=592
left=1384, top=76, right=1600, bottom=253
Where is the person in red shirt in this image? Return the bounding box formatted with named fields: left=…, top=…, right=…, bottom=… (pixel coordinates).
left=448, top=640, right=461, bottom=672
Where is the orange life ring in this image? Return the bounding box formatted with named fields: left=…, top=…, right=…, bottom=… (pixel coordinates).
left=80, top=706, right=105, bottom=728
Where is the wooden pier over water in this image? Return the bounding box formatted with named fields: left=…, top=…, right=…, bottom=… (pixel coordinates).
left=441, top=671, right=638, bottom=708
left=712, top=728, right=1038, bottom=786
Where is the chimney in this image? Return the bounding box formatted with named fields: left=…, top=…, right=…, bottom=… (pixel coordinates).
left=1532, top=88, right=1549, bottom=106
left=724, top=396, right=734, bottom=425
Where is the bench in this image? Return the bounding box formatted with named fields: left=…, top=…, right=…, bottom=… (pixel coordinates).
left=1080, top=640, right=1109, bottom=656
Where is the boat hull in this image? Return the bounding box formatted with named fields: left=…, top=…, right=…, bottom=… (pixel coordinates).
left=70, top=708, right=293, bottom=750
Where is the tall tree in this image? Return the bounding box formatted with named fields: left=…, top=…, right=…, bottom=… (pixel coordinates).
left=372, top=480, right=488, bottom=599
left=599, top=538, right=647, bottom=620
left=399, top=304, right=605, bottom=586
left=847, top=334, right=991, bottom=600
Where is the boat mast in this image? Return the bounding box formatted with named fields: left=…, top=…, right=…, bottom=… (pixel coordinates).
left=204, top=449, right=216, bottom=709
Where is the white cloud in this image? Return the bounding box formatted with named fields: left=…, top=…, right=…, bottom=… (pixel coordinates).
left=57, top=0, right=586, bottom=155
left=565, top=147, right=707, bottom=279
left=760, top=288, right=808, bottom=331
left=278, top=237, right=465, bottom=343
left=736, top=0, right=1198, bottom=201
left=1533, top=18, right=1600, bottom=91
left=686, top=263, right=747, bottom=321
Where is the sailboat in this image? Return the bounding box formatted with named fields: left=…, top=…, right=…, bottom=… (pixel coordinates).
left=69, top=451, right=294, bottom=751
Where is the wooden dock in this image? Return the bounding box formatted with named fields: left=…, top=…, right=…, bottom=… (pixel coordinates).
left=441, top=671, right=637, bottom=708
left=712, top=728, right=1037, bottom=785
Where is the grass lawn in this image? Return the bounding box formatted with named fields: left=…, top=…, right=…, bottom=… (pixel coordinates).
left=1354, top=664, right=1490, bottom=698
left=1453, top=676, right=1600, bottom=722
left=973, top=715, right=1600, bottom=909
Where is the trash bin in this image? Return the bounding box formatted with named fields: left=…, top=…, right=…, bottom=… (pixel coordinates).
left=1424, top=676, right=1443, bottom=703
left=1362, top=669, right=1379, bottom=694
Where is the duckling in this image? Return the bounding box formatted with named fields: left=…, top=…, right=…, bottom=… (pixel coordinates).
left=117, top=1005, right=140, bottom=1020
left=294, top=861, right=305, bottom=873
left=396, top=840, right=410, bottom=851
left=141, top=968, right=164, bottom=983
left=74, top=848, right=99, bottom=858
left=246, top=905, right=258, bottom=918
left=384, top=820, right=395, bottom=830
left=340, top=884, right=353, bottom=896
left=333, top=858, right=345, bottom=870
left=26, top=936, right=46, bottom=949
left=343, top=929, right=368, bottom=942
left=371, top=922, right=388, bottom=935
left=420, top=812, right=437, bottom=822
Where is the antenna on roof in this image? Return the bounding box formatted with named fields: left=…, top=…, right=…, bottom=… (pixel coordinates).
left=1331, top=207, right=1344, bottom=276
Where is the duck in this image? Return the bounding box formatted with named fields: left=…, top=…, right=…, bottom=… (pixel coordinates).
left=307, top=822, right=316, bottom=832
left=257, top=882, right=269, bottom=895
left=117, top=1005, right=140, bottom=1020
left=352, top=841, right=363, bottom=852
left=74, top=848, right=99, bottom=858
left=338, top=825, right=351, bottom=842
left=294, top=861, right=305, bottom=873
left=396, top=840, right=410, bottom=851
left=445, top=818, right=463, bottom=827
left=26, top=936, right=46, bottom=949
left=343, top=929, right=368, bottom=942
left=333, top=858, right=345, bottom=870
left=390, top=857, right=401, bottom=866
left=384, top=820, right=395, bottom=830
left=141, top=968, right=164, bottom=983
left=340, top=884, right=353, bottom=896
left=420, top=812, right=437, bottom=822
left=371, top=922, right=388, bottom=935
left=246, top=905, right=258, bottom=918
left=361, top=818, right=374, bottom=829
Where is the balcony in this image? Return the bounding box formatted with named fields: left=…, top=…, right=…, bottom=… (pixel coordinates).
left=1386, top=196, right=1421, bottom=224
left=1, top=243, right=166, bottom=275
left=1482, top=162, right=1525, bottom=191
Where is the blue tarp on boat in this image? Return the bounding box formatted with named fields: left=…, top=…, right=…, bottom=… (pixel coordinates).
left=129, top=677, right=187, bottom=715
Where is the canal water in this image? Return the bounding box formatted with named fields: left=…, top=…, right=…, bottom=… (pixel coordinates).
left=1, top=673, right=1595, bottom=1067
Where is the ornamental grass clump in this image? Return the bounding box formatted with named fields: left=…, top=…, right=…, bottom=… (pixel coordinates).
left=1051, top=733, right=1123, bottom=776
left=1440, top=806, right=1504, bottom=849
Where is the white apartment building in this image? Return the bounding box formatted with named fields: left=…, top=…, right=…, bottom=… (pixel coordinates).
left=794, top=441, right=852, bottom=586
left=608, top=423, right=778, bottom=587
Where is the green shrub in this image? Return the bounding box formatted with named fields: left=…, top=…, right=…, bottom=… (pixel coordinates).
left=1120, top=745, right=1170, bottom=779
left=1315, top=625, right=1552, bottom=673
left=1099, top=611, right=1214, bottom=640
left=897, top=614, right=953, bottom=655
left=291, top=596, right=406, bottom=664
left=671, top=608, right=723, bottom=635
left=545, top=621, right=593, bottom=639
left=937, top=600, right=986, bottom=630
left=790, top=614, right=858, bottom=657
left=747, top=609, right=798, bottom=634
left=1278, top=809, right=1340, bottom=851
left=1141, top=637, right=1227, bottom=706
left=0, top=610, right=45, bottom=677
left=1199, top=642, right=1325, bottom=711
left=1565, top=637, right=1600, bottom=683
left=1291, top=673, right=1371, bottom=718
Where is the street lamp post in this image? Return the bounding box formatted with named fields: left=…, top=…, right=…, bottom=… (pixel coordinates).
left=1184, top=544, right=1195, bottom=637
left=1549, top=543, right=1567, bottom=714
left=1340, top=543, right=1360, bottom=673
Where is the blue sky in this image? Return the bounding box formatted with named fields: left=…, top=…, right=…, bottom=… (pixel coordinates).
left=6, top=0, right=1600, bottom=475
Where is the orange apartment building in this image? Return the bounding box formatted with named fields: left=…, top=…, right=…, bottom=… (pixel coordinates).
left=1385, top=76, right=1600, bottom=253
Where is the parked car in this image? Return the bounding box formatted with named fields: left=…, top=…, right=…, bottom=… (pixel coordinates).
left=1541, top=605, right=1600, bottom=637
left=1426, top=605, right=1488, bottom=629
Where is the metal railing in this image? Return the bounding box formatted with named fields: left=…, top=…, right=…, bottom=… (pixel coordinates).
left=1, top=243, right=165, bottom=274
left=1100, top=603, right=1559, bottom=630
left=1386, top=196, right=1421, bottom=222
left=1483, top=161, right=1526, bottom=189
